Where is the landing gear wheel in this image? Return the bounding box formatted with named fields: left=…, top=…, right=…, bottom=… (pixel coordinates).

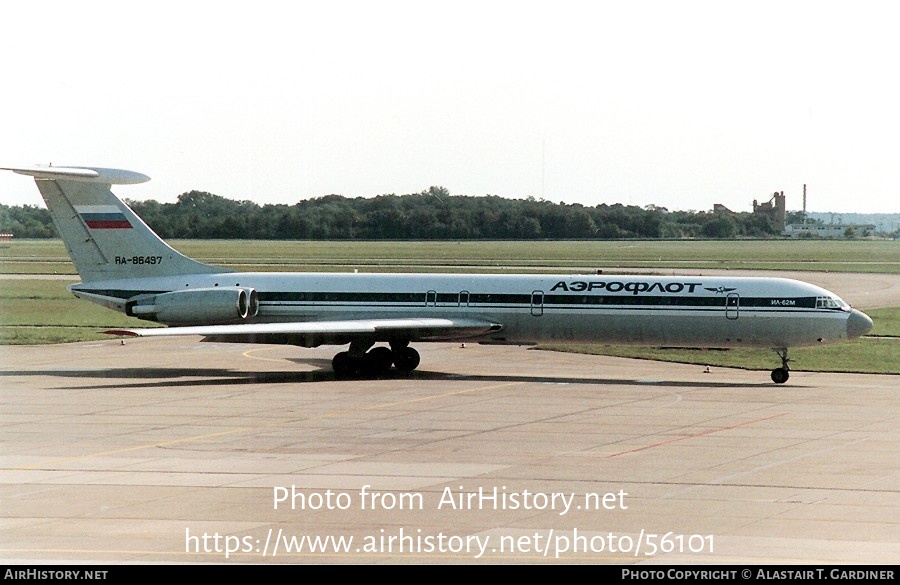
left=332, top=351, right=357, bottom=378
left=366, top=346, right=394, bottom=375
left=771, top=348, right=791, bottom=384
left=771, top=367, right=790, bottom=384
left=393, top=347, right=420, bottom=372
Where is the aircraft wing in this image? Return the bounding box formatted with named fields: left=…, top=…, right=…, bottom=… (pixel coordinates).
left=104, top=317, right=502, bottom=344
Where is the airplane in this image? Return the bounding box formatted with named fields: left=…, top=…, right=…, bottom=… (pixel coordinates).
left=2, top=164, right=874, bottom=384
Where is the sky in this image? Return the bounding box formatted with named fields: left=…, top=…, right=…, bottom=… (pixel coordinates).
left=1, top=1, right=898, bottom=214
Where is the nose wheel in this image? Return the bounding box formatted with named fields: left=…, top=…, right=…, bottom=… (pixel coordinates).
left=771, top=349, right=790, bottom=384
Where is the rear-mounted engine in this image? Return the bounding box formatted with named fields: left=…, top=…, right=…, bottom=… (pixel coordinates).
left=127, top=287, right=258, bottom=325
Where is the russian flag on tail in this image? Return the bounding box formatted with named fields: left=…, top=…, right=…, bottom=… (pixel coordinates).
left=75, top=205, right=132, bottom=229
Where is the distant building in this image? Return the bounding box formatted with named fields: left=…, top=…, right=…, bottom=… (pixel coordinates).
left=753, top=192, right=786, bottom=232
left=712, top=189, right=877, bottom=238
left=784, top=223, right=876, bottom=239
left=0, top=233, right=13, bottom=242
left=714, top=191, right=787, bottom=231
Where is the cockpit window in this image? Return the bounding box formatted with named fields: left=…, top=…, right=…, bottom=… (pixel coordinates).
left=816, top=296, right=850, bottom=311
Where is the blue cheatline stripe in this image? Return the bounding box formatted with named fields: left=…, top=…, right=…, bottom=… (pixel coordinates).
left=76, top=288, right=830, bottom=312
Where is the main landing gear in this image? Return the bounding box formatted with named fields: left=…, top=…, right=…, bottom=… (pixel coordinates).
left=771, top=348, right=790, bottom=384
left=331, top=340, right=420, bottom=378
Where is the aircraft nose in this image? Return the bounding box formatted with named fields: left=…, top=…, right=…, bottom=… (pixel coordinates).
left=847, top=309, right=873, bottom=339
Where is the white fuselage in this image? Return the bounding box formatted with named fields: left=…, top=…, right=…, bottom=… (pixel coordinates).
left=72, top=271, right=861, bottom=349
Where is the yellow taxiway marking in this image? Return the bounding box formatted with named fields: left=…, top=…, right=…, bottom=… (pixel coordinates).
left=241, top=347, right=293, bottom=363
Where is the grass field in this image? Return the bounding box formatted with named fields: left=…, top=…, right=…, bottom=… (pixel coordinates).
left=537, top=335, right=898, bottom=375
left=2, top=238, right=898, bottom=274
left=1, top=239, right=897, bottom=375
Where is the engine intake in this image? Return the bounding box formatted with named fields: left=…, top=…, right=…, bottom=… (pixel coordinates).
left=128, top=287, right=258, bottom=325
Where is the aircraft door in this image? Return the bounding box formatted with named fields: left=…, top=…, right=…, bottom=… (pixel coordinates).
left=725, top=293, right=740, bottom=320
left=459, top=291, right=470, bottom=307
left=531, top=290, right=544, bottom=316
left=426, top=290, right=437, bottom=307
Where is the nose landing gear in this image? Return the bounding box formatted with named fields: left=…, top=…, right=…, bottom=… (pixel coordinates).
left=771, top=348, right=790, bottom=384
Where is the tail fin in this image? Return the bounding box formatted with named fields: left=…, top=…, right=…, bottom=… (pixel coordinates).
left=3, top=165, right=224, bottom=282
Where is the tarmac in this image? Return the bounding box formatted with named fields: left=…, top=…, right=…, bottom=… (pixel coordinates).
left=1, top=337, right=897, bottom=564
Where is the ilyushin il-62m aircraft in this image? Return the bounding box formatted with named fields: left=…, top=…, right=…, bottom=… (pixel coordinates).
left=3, top=165, right=874, bottom=383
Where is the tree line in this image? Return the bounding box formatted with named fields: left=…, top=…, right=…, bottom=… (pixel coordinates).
left=1, top=188, right=781, bottom=240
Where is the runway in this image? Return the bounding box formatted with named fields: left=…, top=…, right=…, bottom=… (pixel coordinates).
left=1, top=337, right=897, bottom=564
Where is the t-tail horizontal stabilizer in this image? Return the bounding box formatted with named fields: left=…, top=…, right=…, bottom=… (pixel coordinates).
left=1, top=165, right=151, bottom=184
left=1, top=164, right=223, bottom=282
